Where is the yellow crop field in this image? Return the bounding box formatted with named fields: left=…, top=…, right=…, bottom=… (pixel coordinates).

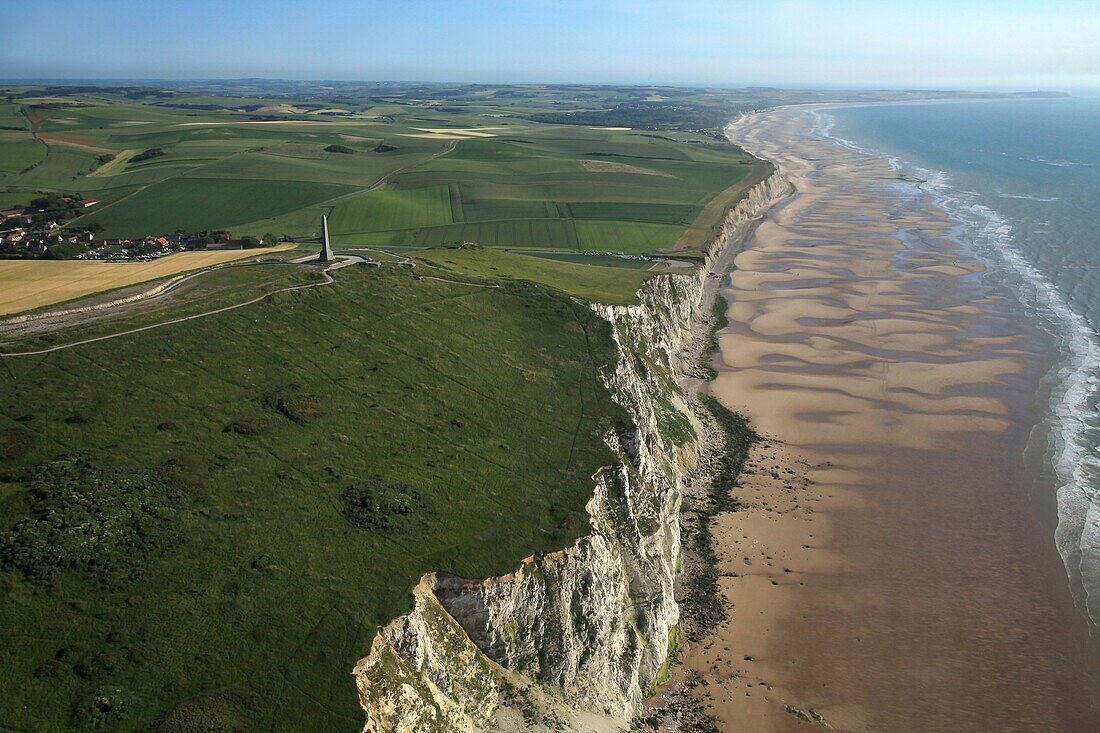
left=0, top=244, right=296, bottom=316
left=86, top=148, right=139, bottom=177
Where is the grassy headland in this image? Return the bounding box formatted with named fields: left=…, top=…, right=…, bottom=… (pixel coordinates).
left=0, top=81, right=781, bottom=732
left=0, top=263, right=632, bottom=730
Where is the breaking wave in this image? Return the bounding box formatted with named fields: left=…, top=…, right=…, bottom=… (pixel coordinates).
left=996, top=192, right=1061, bottom=202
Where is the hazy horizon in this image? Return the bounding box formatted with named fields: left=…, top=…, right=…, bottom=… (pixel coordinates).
left=3, top=0, right=1097, bottom=90
left=0, top=76, right=1088, bottom=94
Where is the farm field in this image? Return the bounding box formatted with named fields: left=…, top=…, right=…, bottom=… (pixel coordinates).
left=0, top=131, right=47, bottom=173
left=353, top=218, right=582, bottom=249
left=0, top=86, right=770, bottom=259
left=0, top=263, right=324, bottom=354
left=0, top=262, right=626, bottom=731
left=0, top=244, right=295, bottom=315
left=326, top=185, right=453, bottom=235
left=75, top=179, right=354, bottom=238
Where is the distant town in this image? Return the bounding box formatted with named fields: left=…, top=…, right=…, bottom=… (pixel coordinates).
left=0, top=193, right=281, bottom=261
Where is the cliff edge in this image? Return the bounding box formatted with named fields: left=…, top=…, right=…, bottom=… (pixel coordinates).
left=353, top=171, right=791, bottom=733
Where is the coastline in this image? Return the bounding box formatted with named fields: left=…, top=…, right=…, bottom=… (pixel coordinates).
left=352, top=170, right=789, bottom=731
left=674, top=106, right=1098, bottom=731
left=813, top=102, right=1100, bottom=641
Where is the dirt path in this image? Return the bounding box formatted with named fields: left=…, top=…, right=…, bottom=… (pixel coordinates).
left=0, top=249, right=488, bottom=358
left=0, top=267, right=334, bottom=358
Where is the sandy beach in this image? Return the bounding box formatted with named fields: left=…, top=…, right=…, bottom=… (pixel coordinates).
left=677, top=108, right=1097, bottom=731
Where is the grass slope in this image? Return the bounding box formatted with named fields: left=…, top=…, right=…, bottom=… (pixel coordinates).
left=0, top=264, right=626, bottom=732
left=414, top=246, right=655, bottom=305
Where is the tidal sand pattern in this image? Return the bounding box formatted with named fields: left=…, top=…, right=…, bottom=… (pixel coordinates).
left=682, top=108, right=1098, bottom=731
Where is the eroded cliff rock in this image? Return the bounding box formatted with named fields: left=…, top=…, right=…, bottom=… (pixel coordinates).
left=353, top=170, right=789, bottom=733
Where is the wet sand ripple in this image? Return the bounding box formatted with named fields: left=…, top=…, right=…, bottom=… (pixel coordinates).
left=680, top=108, right=1097, bottom=732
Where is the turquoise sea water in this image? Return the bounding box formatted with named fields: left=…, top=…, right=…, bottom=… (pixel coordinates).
left=819, top=99, right=1100, bottom=632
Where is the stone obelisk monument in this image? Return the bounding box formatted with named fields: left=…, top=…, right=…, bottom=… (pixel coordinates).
left=318, top=214, right=335, bottom=263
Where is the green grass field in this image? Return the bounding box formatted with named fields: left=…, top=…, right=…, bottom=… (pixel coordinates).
left=361, top=218, right=582, bottom=249
left=0, top=131, right=47, bottom=173
left=327, top=185, right=453, bottom=235
left=575, top=220, right=685, bottom=252
left=413, top=246, right=655, bottom=304
left=0, top=263, right=627, bottom=731
left=76, top=179, right=355, bottom=237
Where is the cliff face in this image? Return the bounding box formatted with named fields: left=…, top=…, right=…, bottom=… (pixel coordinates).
left=353, top=171, right=789, bottom=733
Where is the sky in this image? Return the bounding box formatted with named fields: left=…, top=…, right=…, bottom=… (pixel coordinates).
left=3, top=0, right=1099, bottom=91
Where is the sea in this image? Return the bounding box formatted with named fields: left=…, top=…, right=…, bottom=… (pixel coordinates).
left=813, top=98, right=1100, bottom=635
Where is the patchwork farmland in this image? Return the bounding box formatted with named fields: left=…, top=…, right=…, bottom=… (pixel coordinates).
left=0, top=88, right=769, bottom=261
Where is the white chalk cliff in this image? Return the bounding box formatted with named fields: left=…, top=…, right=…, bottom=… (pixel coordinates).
left=353, top=171, right=790, bottom=733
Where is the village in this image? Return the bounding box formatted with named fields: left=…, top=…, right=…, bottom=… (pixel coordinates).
left=0, top=194, right=279, bottom=261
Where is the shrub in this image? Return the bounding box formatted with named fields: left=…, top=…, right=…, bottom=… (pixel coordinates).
left=323, top=144, right=354, bottom=154
left=150, top=689, right=256, bottom=733
left=0, top=457, right=184, bottom=585
left=0, top=427, right=33, bottom=461
left=261, top=385, right=321, bottom=425
left=131, top=147, right=166, bottom=163
left=73, top=646, right=142, bottom=678
left=341, top=476, right=429, bottom=531
left=222, top=420, right=266, bottom=436
left=72, top=685, right=133, bottom=729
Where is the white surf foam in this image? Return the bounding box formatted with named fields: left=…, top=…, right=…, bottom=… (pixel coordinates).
left=996, top=191, right=1061, bottom=202
left=1026, top=156, right=1092, bottom=168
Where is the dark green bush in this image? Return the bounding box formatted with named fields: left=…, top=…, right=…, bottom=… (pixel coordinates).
left=72, top=685, right=133, bottom=729
left=0, top=427, right=33, bottom=461
left=131, top=147, right=165, bottom=163
left=150, top=689, right=256, bottom=733
left=0, top=457, right=184, bottom=585
left=341, top=476, right=429, bottom=531
left=261, top=384, right=321, bottom=425
left=222, top=420, right=266, bottom=436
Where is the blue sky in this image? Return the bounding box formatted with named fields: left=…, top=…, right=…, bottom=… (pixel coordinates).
left=3, top=0, right=1098, bottom=90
